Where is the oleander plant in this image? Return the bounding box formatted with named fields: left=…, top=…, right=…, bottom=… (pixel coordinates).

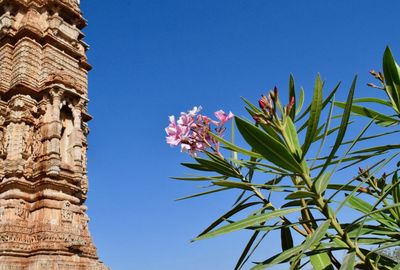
left=165, top=47, right=400, bottom=270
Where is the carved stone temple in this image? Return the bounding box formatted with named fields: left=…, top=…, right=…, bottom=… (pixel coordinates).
left=0, top=0, right=107, bottom=269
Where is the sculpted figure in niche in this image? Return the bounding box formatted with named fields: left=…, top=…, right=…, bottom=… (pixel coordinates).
left=15, top=200, right=29, bottom=220
left=0, top=207, right=4, bottom=222
left=32, top=132, right=42, bottom=160
left=60, top=106, right=74, bottom=165
left=0, top=129, right=5, bottom=156
left=81, top=144, right=87, bottom=172
left=23, top=126, right=33, bottom=156
left=61, top=201, right=73, bottom=223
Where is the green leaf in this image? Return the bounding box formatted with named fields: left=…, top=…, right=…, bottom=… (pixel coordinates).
left=195, top=157, right=241, bottom=178
left=289, top=74, right=296, bottom=120
left=259, top=123, right=284, bottom=143
left=284, top=117, right=302, bottom=159
left=309, top=95, right=336, bottom=170
left=296, top=87, right=305, bottom=116
left=175, top=187, right=230, bottom=201
left=341, top=129, right=400, bottom=145
left=282, top=199, right=315, bottom=208
left=285, top=191, right=318, bottom=200
left=350, top=144, right=400, bottom=154
left=209, top=133, right=263, bottom=159
left=194, top=207, right=301, bottom=241
left=314, top=172, right=331, bottom=195
left=181, top=162, right=214, bottom=171
left=302, top=74, right=323, bottom=156
left=304, top=219, right=331, bottom=250
left=339, top=252, right=356, bottom=270
left=310, top=252, right=334, bottom=270
left=252, top=220, right=331, bottom=270
left=172, top=175, right=226, bottom=181
left=352, top=97, right=392, bottom=107
left=212, top=180, right=257, bottom=191
left=296, top=82, right=340, bottom=124
left=383, top=46, right=400, bottom=113
left=197, top=202, right=262, bottom=237
left=347, top=198, right=399, bottom=229
left=232, top=159, right=290, bottom=175
left=317, top=76, right=357, bottom=178
left=235, top=230, right=265, bottom=270
left=251, top=244, right=305, bottom=270
left=242, top=97, right=262, bottom=114
left=392, top=172, right=400, bottom=219
left=235, top=117, right=304, bottom=173
left=281, top=227, right=294, bottom=251
left=334, top=102, right=398, bottom=125
left=368, top=240, right=400, bottom=258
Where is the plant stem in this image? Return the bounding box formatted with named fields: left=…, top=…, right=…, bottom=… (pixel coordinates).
left=301, top=173, right=379, bottom=270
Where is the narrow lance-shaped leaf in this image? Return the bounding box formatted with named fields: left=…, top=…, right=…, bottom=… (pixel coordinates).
left=334, top=102, right=399, bottom=126
left=302, top=74, right=323, bottom=157
left=392, top=172, right=400, bottom=219
left=194, top=207, right=301, bottom=241
left=289, top=74, right=296, bottom=120
left=317, top=76, right=357, bottom=178
left=285, top=191, right=318, bottom=200
left=313, top=172, right=331, bottom=195
left=209, top=132, right=263, bottom=159
left=352, top=97, right=392, bottom=107
left=235, top=230, right=263, bottom=270
left=310, top=252, right=334, bottom=270
left=284, top=117, right=302, bottom=160
left=281, top=227, right=294, bottom=252
left=304, top=219, right=331, bottom=250
left=296, top=81, right=340, bottom=124
left=383, top=46, right=400, bottom=113
left=181, top=162, right=214, bottom=171
left=339, top=252, right=356, bottom=270
left=235, top=117, right=304, bottom=173
left=197, top=201, right=262, bottom=237
left=175, top=187, right=230, bottom=201
left=346, top=195, right=396, bottom=228
left=296, top=87, right=305, bottom=116
left=251, top=244, right=305, bottom=270
left=195, top=157, right=241, bottom=178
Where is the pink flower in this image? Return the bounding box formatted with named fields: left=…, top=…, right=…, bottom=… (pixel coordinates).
left=188, top=106, right=202, bottom=116
left=214, top=110, right=234, bottom=126
left=166, top=106, right=234, bottom=157
left=165, top=116, right=184, bottom=146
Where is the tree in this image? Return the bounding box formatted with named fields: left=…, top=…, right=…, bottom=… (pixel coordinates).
left=166, top=47, right=400, bottom=270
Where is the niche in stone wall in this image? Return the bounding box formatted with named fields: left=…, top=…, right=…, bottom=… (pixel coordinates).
left=60, top=105, right=74, bottom=166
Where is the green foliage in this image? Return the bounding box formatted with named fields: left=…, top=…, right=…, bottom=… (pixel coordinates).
left=170, top=47, right=400, bottom=269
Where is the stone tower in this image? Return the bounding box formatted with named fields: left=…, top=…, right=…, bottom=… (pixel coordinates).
left=0, top=0, right=107, bottom=269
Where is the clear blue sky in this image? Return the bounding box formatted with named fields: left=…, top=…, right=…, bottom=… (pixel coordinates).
left=80, top=1, right=400, bottom=269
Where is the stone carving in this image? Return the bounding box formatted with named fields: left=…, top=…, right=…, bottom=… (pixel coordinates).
left=0, top=128, right=6, bottom=157
left=22, top=126, right=33, bottom=156
left=0, top=1, right=107, bottom=268
left=32, top=131, right=42, bottom=160
left=15, top=200, right=29, bottom=220
left=81, top=175, right=88, bottom=195
left=0, top=207, right=5, bottom=222
left=79, top=213, right=89, bottom=231
left=61, top=201, right=73, bottom=223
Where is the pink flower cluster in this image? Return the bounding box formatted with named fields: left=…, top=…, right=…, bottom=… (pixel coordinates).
left=165, top=106, right=234, bottom=156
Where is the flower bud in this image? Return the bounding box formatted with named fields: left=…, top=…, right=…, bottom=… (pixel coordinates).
left=358, top=187, right=368, bottom=193
left=287, top=96, right=295, bottom=113
left=258, top=95, right=267, bottom=110
left=273, top=86, right=279, bottom=101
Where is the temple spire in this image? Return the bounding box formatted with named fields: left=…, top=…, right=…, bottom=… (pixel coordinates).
left=0, top=0, right=107, bottom=268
